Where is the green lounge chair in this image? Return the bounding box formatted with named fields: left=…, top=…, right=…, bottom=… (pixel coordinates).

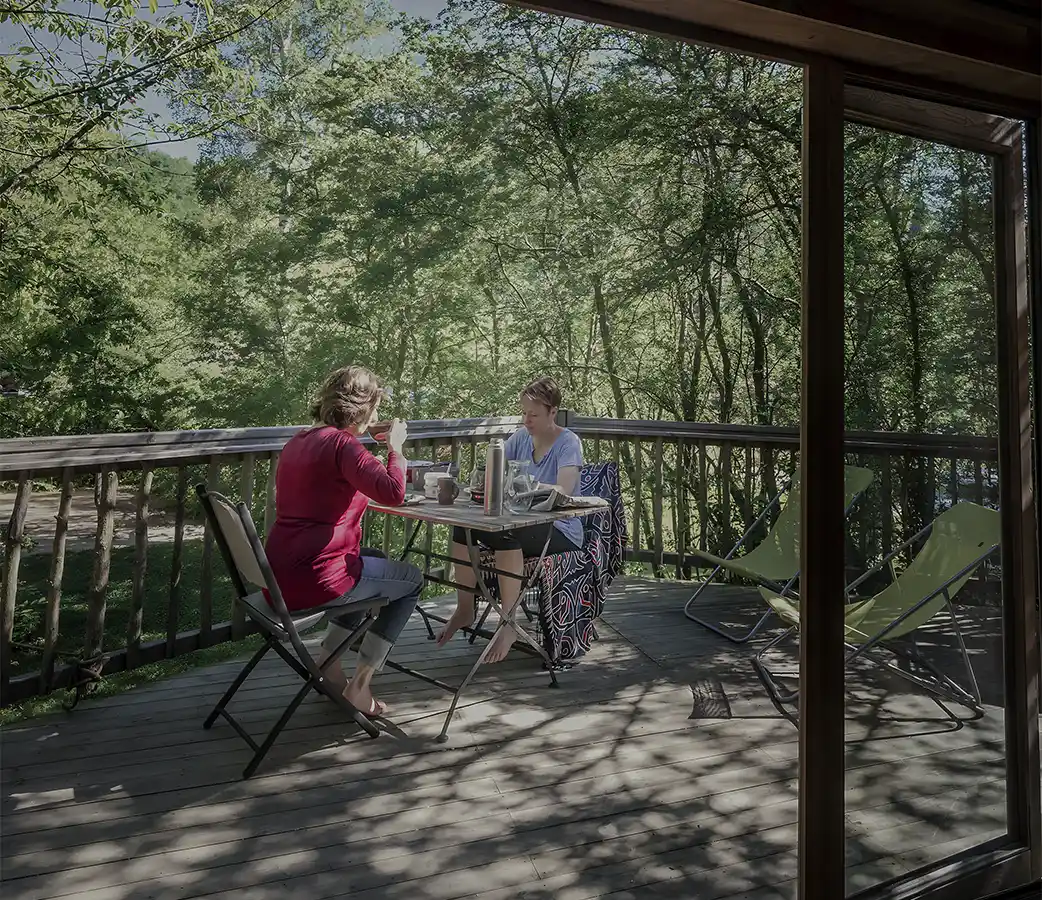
left=683, top=465, right=876, bottom=642
left=753, top=501, right=999, bottom=715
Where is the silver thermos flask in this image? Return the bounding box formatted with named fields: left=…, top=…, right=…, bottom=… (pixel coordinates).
left=484, top=438, right=505, bottom=516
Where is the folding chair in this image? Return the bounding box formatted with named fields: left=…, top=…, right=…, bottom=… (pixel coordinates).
left=754, top=501, right=1000, bottom=717
left=197, top=485, right=389, bottom=778
left=454, top=461, right=626, bottom=666
left=683, top=465, right=875, bottom=643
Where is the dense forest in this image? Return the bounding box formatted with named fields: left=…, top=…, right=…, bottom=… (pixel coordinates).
left=1, top=0, right=998, bottom=440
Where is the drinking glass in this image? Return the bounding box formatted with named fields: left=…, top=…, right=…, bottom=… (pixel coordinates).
left=505, top=460, right=536, bottom=513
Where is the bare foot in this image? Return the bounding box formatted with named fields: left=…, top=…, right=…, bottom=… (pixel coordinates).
left=484, top=625, right=516, bottom=664
left=436, top=607, right=475, bottom=646
left=343, top=682, right=388, bottom=717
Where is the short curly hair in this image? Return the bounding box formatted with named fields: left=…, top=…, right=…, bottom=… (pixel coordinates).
left=520, top=376, right=562, bottom=411
left=310, top=366, right=384, bottom=430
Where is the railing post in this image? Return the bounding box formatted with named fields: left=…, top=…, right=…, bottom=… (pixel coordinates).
left=167, top=467, right=188, bottom=658
left=127, top=466, right=153, bottom=668
left=1, top=472, right=32, bottom=704
left=85, top=470, right=118, bottom=665
left=41, top=469, right=73, bottom=693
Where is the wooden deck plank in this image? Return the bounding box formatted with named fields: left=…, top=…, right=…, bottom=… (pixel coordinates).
left=0, top=577, right=1020, bottom=900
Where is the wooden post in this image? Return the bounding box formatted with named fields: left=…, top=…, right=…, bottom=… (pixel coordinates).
left=41, top=470, right=72, bottom=693
left=652, top=439, right=664, bottom=574
left=423, top=440, right=434, bottom=572
left=199, top=459, right=220, bottom=647
left=925, top=455, right=937, bottom=519
left=995, top=125, right=1040, bottom=876
left=447, top=438, right=461, bottom=562
left=233, top=455, right=256, bottom=638
left=698, top=441, right=709, bottom=553
left=1028, top=122, right=1042, bottom=857
left=1, top=472, right=32, bottom=703
left=720, top=443, right=733, bottom=552
left=85, top=470, right=118, bottom=661
left=126, top=466, right=153, bottom=668
left=167, top=467, right=188, bottom=655
left=799, top=59, right=846, bottom=900
left=881, top=456, right=894, bottom=557
left=743, top=445, right=754, bottom=527
left=674, top=441, right=685, bottom=579
left=632, top=441, right=643, bottom=553
left=264, top=451, right=279, bottom=538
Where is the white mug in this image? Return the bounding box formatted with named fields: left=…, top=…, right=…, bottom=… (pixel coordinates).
left=424, top=472, right=453, bottom=499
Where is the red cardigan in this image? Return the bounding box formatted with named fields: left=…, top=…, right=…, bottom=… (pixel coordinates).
left=265, top=426, right=406, bottom=610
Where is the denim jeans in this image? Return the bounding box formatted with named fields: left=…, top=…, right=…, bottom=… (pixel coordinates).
left=323, top=556, right=422, bottom=671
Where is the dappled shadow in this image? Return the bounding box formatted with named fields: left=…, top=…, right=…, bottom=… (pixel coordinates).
left=0, top=577, right=1012, bottom=900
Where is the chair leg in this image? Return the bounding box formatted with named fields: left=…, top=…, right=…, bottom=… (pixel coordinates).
left=417, top=605, right=437, bottom=640
left=752, top=627, right=801, bottom=707
left=946, top=598, right=982, bottom=706
left=881, top=642, right=983, bottom=716
left=685, top=568, right=774, bottom=644
left=204, top=637, right=274, bottom=729
left=243, top=680, right=314, bottom=779
left=468, top=600, right=494, bottom=644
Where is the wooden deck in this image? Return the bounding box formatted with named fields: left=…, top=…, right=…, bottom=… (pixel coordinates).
left=0, top=578, right=1011, bottom=900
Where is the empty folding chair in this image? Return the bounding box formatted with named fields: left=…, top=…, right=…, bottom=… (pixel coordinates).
left=754, top=501, right=999, bottom=716
left=683, top=465, right=875, bottom=642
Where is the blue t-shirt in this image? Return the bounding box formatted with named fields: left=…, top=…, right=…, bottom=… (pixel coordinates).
left=505, top=427, right=584, bottom=547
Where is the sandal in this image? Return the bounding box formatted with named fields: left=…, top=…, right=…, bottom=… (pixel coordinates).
left=347, top=694, right=387, bottom=718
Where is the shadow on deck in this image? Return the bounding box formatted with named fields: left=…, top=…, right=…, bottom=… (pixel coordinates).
left=0, top=578, right=1009, bottom=900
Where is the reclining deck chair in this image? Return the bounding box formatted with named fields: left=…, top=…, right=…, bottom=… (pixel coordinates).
left=197, top=485, right=389, bottom=778
left=683, top=465, right=875, bottom=643
left=753, top=501, right=999, bottom=716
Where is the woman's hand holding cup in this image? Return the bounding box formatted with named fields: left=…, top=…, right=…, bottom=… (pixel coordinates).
left=385, top=418, right=407, bottom=454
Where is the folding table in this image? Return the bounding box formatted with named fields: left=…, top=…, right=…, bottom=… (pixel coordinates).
left=368, top=494, right=603, bottom=741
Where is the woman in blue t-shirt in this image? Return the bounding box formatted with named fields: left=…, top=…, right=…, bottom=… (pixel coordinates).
left=436, top=377, right=584, bottom=663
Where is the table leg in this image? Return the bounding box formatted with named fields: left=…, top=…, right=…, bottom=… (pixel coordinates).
left=436, top=527, right=559, bottom=742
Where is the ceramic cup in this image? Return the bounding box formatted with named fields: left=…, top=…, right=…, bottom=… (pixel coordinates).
left=436, top=475, right=460, bottom=505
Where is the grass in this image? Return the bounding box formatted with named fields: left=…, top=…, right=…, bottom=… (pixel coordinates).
left=4, top=537, right=249, bottom=725
left=4, top=523, right=452, bottom=725
left=11, top=538, right=238, bottom=672
left=1, top=637, right=262, bottom=726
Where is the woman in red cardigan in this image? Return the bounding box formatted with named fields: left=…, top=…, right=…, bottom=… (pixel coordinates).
left=265, top=366, right=420, bottom=716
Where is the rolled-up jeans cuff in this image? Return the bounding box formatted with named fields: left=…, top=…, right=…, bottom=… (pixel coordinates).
left=358, top=631, right=393, bottom=671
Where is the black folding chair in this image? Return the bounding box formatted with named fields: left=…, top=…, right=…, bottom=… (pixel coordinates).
left=197, top=485, right=390, bottom=778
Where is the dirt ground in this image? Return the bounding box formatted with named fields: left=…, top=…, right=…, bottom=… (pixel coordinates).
left=0, top=490, right=205, bottom=557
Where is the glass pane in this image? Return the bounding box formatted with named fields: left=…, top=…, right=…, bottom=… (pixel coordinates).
left=832, top=126, right=1007, bottom=891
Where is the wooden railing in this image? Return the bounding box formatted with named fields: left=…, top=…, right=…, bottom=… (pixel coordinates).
left=567, top=415, right=998, bottom=578
left=0, top=415, right=997, bottom=706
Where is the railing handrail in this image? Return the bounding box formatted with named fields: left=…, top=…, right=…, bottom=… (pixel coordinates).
left=0, top=415, right=998, bottom=476
left=0, top=417, right=525, bottom=475
left=570, top=416, right=997, bottom=459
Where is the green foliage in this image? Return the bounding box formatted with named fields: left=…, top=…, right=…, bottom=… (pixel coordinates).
left=1, top=0, right=999, bottom=441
